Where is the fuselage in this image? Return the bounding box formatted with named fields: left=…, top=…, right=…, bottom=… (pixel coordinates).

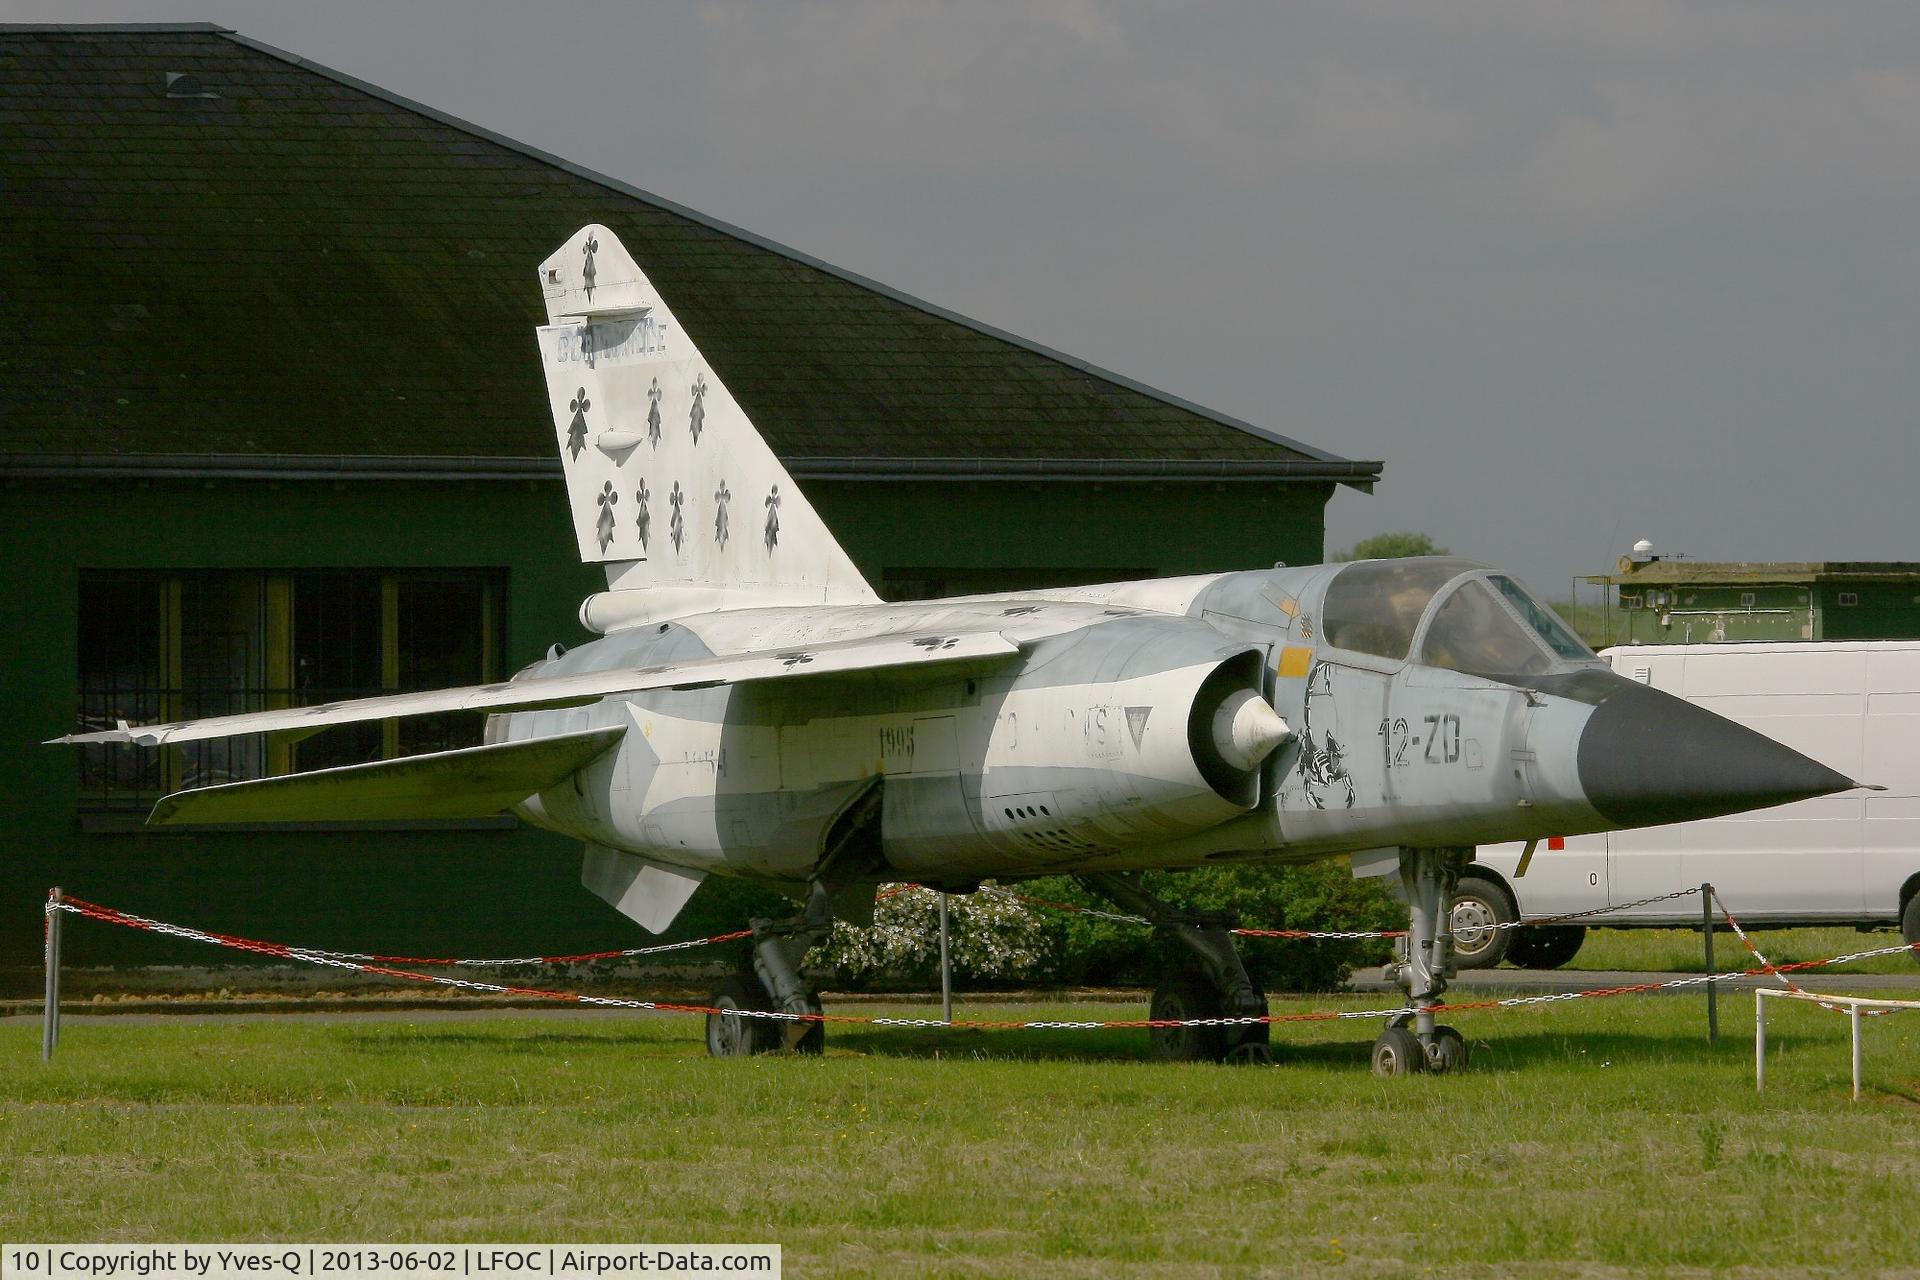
left=490, top=558, right=1844, bottom=891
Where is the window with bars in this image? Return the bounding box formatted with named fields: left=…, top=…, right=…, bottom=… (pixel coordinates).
left=75, top=569, right=505, bottom=809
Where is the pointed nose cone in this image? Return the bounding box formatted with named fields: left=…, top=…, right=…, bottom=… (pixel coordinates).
left=1576, top=681, right=1855, bottom=827
left=1212, top=688, right=1293, bottom=772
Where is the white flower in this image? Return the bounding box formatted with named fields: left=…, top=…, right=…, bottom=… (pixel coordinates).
left=813, top=883, right=1052, bottom=981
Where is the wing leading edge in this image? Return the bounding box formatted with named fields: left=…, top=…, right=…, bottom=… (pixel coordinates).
left=54, top=630, right=1020, bottom=749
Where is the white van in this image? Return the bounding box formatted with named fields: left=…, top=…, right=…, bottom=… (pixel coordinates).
left=1459, top=640, right=1920, bottom=969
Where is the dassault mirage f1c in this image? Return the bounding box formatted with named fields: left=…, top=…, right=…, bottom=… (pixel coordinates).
left=55, top=225, right=1858, bottom=1074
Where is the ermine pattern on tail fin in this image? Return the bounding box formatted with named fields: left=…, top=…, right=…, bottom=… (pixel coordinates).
left=535, top=225, right=876, bottom=607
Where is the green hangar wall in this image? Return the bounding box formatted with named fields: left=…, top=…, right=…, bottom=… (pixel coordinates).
left=1589, top=562, right=1920, bottom=646
left=0, top=25, right=1379, bottom=967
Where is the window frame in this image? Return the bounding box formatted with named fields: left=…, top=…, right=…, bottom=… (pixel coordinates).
left=1408, top=572, right=1603, bottom=685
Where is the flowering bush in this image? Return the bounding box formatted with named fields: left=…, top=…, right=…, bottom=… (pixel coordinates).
left=809, top=862, right=1399, bottom=993
left=1023, top=862, right=1401, bottom=993
left=814, top=885, right=1052, bottom=987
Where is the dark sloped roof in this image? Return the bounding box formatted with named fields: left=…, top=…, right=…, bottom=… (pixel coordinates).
left=0, top=24, right=1380, bottom=486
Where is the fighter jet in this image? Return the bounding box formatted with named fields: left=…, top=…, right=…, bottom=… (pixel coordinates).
left=54, top=225, right=1856, bottom=1075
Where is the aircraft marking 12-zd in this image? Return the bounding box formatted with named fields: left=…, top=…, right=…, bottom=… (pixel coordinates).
left=56, top=225, right=1856, bottom=1073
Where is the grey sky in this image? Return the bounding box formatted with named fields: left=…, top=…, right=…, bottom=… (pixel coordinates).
left=18, top=0, right=1920, bottom=595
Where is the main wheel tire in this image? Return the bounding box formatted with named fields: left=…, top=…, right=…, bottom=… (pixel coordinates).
left=1527, top=926, right=1587, bottom=970
left=1223, top=975, right=1272, bottom=1065
left=793, top=994, right=826, bottom=1055
left=1450, top=875, right=1517, bottom=969
left=1903, top=892, right=1920, bottom=969
left=1371, top=1025, right=1426, bottom=1077
left=706, top=973, right=778, bottom=1058
left=1149, top=970, right=1228, bottom=1063
left=1425, top=1024, right=1468, bottom=1074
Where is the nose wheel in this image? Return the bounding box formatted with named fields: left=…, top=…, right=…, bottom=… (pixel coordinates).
left=1370, top=1021, right=1468, bottom=1077
left=1370, top=1025, right=1423, bottom=1076
left=1371, top=1019, right=1468, bottom=1075
left=1375, top=847, right=1475, bottom=1078
left=1423, top=1024, right=1468, bottom=1073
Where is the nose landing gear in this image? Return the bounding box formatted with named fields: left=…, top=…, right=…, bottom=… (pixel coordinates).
left=1374, top=846, right=1474, bottom=1077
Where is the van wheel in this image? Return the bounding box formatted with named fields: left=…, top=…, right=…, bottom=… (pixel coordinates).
left=1903, top=892, right=1920, bottom=969
left=1450, top=875, right=1516, bottom=969
left=1506, top=928, right=1544, bottom=968
left=1509, top=925, right=1586, bottom=970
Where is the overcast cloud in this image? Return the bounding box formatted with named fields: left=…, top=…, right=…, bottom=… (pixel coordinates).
left=16, top=0, right=1920, bottom=595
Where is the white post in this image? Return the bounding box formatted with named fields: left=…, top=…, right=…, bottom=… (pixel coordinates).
left=938, top=891, right=952, bottom=1024
left=42, top=886, right=62, bottom=1063
left=1849, top=1003, right=1863, bottom=1102
left=1754, top=989, right=1766, bottom=1094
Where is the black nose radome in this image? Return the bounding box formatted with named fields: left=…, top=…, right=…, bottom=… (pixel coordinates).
left=1576, top=679, right=1855, bottom=828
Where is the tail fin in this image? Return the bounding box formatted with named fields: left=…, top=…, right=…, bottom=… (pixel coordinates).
left=535, top=225, right=876, bottom=613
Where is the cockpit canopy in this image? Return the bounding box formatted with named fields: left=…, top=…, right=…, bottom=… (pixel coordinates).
left=1320, top=558, right=1597, bottom=682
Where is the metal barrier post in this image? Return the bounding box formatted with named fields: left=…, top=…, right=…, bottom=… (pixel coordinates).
left=1702, top=883, right=1717, bottom=1045
left=43, top=886, right=62, bottom=1062
left=1754, top=990, right=1766, bottom=1093
left=1849, top=1003, right=1862, bottom=1102
left=939, top=891, right=953, bottom=1024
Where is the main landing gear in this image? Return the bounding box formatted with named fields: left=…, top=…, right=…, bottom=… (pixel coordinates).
left=705, top=885, right=831, bottom=1058
left=1373, top=847, right=1472, bottom=1077
left=1079, top=872, right=1272, bottom=1065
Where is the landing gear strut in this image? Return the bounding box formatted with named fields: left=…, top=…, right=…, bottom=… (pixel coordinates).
left=1079, top=872, right=1272, bottom=1065
left=1375, top=846, right=1472, bottom=1076
left=705, top=884, right=831, bottom=1057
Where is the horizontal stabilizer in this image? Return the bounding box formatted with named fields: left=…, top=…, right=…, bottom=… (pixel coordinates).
left=56, top=630, right=1020, bottom=748
left=148, top=727, right=625, bottom=826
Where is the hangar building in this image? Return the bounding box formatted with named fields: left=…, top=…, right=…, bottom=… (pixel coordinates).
left=0, top=24, right=1380, bottom=965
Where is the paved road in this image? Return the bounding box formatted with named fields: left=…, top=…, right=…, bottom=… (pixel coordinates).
left=1349, top=967, right=1920, bottom=995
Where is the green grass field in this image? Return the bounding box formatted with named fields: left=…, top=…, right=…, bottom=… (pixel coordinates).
left=1532, top=926, right=1918, bottom=975
left=3, top=994, right=1916, bottom=1277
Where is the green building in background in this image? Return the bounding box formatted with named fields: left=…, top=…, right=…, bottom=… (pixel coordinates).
left=1587, top=559, right=1920, bottom=647
left=0, top=25, right=1379, bottom=966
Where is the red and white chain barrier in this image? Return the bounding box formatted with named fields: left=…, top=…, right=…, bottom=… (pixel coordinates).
left=40, top=888, right=1920, bottom=1033
left=1710, top=885, right=1912, bottom=1017
left=1708, top=887, right=1802, bottom=994
left=48, top=895, right=749, bottom=968
left=40, top=891, right=1400, bottom=1030
left=972, top=881, right=1707, bottom=940
left=1422, top=939, right=1920, bottom=1018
